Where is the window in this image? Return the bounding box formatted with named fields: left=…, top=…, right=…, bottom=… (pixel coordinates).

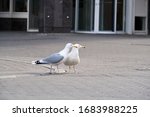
left=13, top=0, right=27, bottom=12
left=0, top=0, right=9, bottom=12
left=135, top=17, right=146, bottom=31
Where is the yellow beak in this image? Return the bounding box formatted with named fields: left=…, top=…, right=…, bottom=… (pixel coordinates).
left=72, top=44, right=86, bottom=48
left=81, top=45, right=85, bottom=48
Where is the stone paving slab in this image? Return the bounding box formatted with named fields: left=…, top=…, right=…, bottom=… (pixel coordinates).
left=0, top=32, right=150, bottom=100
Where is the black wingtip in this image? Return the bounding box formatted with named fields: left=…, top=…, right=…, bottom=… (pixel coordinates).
left=32, top=60, right=41, bottom=64
left=35, top=60, right=41, bottom=64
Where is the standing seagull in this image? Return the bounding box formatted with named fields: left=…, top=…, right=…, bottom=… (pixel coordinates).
left=32, top=43, right=73, bottom=73
left=63, top=43, right=85, bottom=73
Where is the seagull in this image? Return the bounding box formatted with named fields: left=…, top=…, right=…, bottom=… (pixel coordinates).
left=32, top=43, right=73, bottom=73
left=63, top=44, right=85, bottom=73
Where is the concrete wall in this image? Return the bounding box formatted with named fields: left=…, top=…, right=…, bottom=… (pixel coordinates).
left=126, top=0, right=148, bottom=35
left=135, top=0, right=147, bottom=16
left=134, top=0, right=148, bottom=35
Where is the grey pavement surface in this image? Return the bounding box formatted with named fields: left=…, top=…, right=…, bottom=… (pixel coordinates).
left=0, top=32, right=150, bottom=100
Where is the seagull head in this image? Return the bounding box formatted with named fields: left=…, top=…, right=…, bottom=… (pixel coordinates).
left=60, top=43, right=73, bottom=54
left=65, top=43, right=73, bottom=48
left=73, top=44, right=85, bottom=49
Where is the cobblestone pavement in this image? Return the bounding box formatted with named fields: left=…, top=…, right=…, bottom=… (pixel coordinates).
left=0, top=32, right=150, bottom=99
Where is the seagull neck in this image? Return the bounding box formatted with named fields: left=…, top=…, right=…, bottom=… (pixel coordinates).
left=59, top=48, right=70, bottom=56
left=72, top=48, right=79, bottom=55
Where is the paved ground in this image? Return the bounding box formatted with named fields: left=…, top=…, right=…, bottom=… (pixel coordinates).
left=0, top=32, right=150, bottom=100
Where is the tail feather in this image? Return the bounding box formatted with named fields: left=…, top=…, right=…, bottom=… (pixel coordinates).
left=32, top=60, right=41, bottom=64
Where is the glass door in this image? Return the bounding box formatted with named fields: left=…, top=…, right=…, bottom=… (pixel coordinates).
left=99, top=0, right=115, bottom=31
left=116, top=0, right=124, bottom=31
left=28, top=0, right=39, bottom=32
left=99, top=0, right=125, bottom=32
left=77, top=0, right=95, bottom=31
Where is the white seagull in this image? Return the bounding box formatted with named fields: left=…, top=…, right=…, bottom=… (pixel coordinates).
left=63, top=43, right=85, bottom=72
left=32, top=43, right=73, bottom=73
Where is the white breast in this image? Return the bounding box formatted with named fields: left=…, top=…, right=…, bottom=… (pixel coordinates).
left=64, top=48, right=80, bottom=66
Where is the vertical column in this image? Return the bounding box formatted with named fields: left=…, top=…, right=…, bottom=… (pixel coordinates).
left=94, top=0, right=100, bottom=32
left=10, top=0, right=13, bottom=13
left=75, top=0, right=79, bottom=31
left=114, top=0, right=117, bottom=32
left=125, top=0, right=134, bottom=34
left=27, top=0, right=29, bottom=31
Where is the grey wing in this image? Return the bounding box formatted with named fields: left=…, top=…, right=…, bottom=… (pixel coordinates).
left=43, top=53, right=64, bottom=64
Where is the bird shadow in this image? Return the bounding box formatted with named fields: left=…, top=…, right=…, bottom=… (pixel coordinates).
left=23, top=71, right=69, bottom=77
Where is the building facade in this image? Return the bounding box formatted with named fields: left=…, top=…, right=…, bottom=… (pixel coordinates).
left=0, top=0, right=149, bottom=35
